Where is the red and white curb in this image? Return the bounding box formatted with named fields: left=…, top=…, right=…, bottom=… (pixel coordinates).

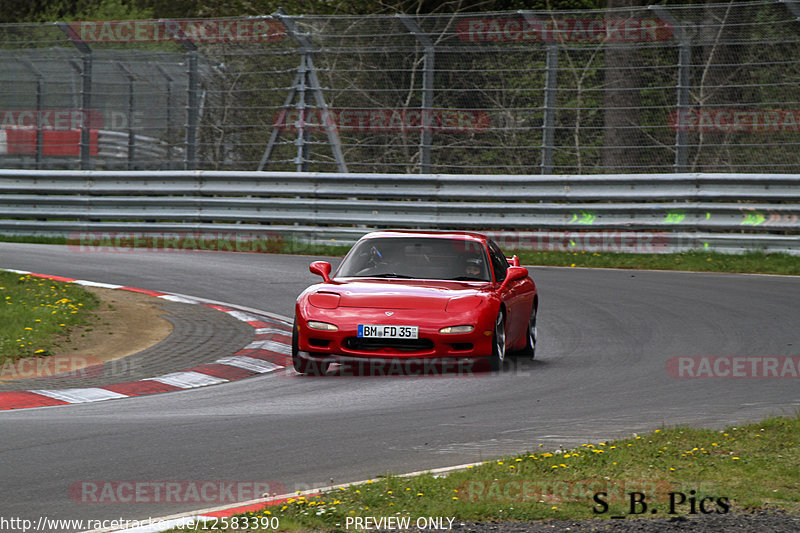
left=0, top=269, right=294, bottom=411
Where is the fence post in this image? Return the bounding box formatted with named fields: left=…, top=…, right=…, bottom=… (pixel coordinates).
left=117, top=63, right=137, bottom=169
left=156, top=65, right=174, bottom=166
left=541, top=44, right=558, bottom=175
left=184, top=45, right=199, bottom=171
left=398, top=15, right=434, bottom=174
left=17, top=59, right=44, bottom=169
left=781, top=0, right=800, bottom=19
left=57, top=23, right=94, bottom=170
left=651, top=6, right=690, bottom=173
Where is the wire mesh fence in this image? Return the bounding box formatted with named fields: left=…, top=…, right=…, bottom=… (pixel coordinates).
left=1, top=1, right=799, bottom=174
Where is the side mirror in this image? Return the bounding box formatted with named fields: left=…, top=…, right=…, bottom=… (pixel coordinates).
left=499, top=266, right=528, bottom=291
left=309, top=261, right=332, bottom=283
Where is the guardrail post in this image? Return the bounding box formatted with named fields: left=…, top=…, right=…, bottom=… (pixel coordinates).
left=398, top=15, right=434, bottom=174
left=651, top=6, right=690, bottom=173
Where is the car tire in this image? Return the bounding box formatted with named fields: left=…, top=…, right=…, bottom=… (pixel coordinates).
left=518, top=307, right=537, bottom=360
left=489, top=310, right=507, bottom=372
left=292, top=318, right=329, bottom=376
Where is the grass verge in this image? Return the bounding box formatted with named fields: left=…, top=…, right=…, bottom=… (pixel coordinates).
left=0, top=271, right=99, bottom=362
left=515, top=249, right=800, bottom=275
left=170, top=414, right=800, bottom=531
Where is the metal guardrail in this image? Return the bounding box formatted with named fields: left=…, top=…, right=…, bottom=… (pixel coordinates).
left=0, top=170, right=797, bottom=255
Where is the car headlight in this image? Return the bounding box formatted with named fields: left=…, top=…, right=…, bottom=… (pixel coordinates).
left=307, top=321, right=339, bottom=331
left=439, top=325, right=474, bottom=334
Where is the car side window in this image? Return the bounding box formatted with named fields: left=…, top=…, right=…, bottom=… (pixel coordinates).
left=487, top=241, right=508, bottom=282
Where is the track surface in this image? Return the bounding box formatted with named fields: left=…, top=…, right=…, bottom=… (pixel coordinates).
left=1, top=243, right=799, bottom=531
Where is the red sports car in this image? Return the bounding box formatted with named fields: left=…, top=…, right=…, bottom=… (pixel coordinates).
left=292, top=230, right=538, bottom=375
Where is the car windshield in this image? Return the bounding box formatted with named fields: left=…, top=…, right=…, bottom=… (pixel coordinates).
left=336, top=236, right=491, bottom=282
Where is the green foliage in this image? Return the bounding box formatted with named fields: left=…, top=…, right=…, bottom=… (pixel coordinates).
left=0, top=272, right=99, bottom=362
left=5, top=0, right=612, bottom=23
left=1, top=0, right=153, bottom=23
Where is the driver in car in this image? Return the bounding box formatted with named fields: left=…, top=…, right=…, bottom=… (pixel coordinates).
left=465, top=257, right=483, bottom=279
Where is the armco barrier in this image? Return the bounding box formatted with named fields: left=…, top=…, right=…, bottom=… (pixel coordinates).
left=0, top=170, right=797, bottom=255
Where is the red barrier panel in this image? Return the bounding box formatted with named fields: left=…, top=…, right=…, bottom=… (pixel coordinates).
left=1, top=128, right=99, bottom=156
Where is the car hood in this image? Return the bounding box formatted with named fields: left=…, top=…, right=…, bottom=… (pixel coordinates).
left=321, top=279, right=488, bottom=310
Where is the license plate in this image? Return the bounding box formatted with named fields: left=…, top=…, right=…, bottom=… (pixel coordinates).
left=357, top=325, right=419, bottom=339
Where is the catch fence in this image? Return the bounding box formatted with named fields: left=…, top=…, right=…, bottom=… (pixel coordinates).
left=1, top=1, right=800, bottom=174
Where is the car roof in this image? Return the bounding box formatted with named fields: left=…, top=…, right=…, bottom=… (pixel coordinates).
left=358, top=230, right=489, bottom=243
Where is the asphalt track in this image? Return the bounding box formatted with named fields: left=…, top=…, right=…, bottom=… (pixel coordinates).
left=0, top=242, right=799, bottom=531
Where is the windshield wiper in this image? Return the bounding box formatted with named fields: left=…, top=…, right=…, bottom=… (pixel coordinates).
left=369, top=273, right=415, bottom=278
left=449, top=276, right=488, bottom=281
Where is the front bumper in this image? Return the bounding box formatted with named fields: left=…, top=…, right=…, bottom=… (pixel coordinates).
left=296, top=306, right=495, bottom=359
